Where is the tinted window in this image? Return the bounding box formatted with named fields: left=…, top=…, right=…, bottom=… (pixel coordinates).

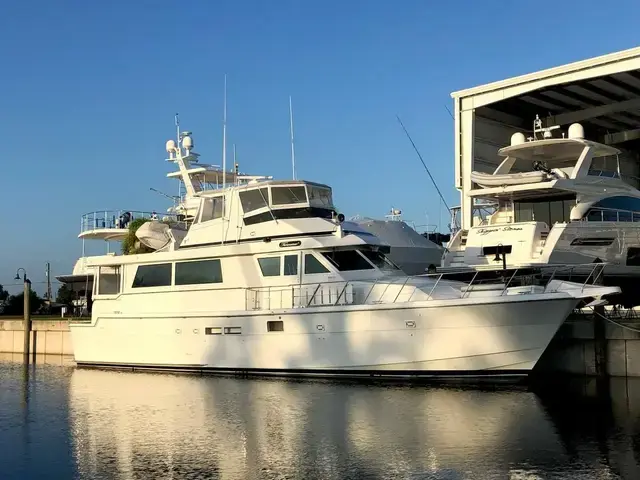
left=283, top=255, right=298, bottom=276
left=619, top=211, right=632, bottom=222
left=593, top=196, right=640, bottom=212
left=271, top=186, right=307, bottom=205
left=132, top=264, right=172, bottom=288
left=240, top=188, right=269, bottom=213
left=243, top=207, right=335, bottom=226
left=304, top=254, right=329, bottom=274
left=627, top=247, right=640, bottom=266
left=308, top=186, right=333, bottom=207
left=586, top=210, right=603, bottom=222
left=322, top=250, right=374, bottom=271
left=98, top=266, right=121, bottom=295
left=200, top=197, right=224, bottom=222
left=175, top=259, right=223, bottom=285
left=360, top=250, right=399, bottom=271
left=258, top=257, right=281, bottom=276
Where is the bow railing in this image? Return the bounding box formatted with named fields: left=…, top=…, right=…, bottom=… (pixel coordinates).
left=244, top=263, right=609, bottom=311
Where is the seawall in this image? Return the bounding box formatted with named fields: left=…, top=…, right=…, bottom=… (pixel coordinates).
left=0, top=319, right=74, bottom=356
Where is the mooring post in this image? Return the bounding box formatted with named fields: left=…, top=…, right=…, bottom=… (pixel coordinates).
left=23, top=278, right=32, bottom=363
left=593, top=266, right=608, bottom=378
left=15, top=268, right=31, bottom=363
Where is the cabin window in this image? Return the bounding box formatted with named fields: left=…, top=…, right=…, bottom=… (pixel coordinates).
left=199, top=197, right=224, bottom=222
left=304, top=254, right=329, bottom=274
left=132, top=263, right=172, bottom=288
left=514, top=197, right=574, bottom=225
left=283, top=255, right=298, bottom=276
left=591, top=196, right=640, bottom=212
left=322, top=250, right=374, bottom=271
left=175, top=259, right=223, bottom=285
left=98, top=266, right=121, bottom=295
left=308, top=186, right=333, bottom=207
left=619, top=211, right=632, bottom=222
left=224, top=326, right=241, bottom=335
left=627, top=247, right=640, bottom=266
left=360, top=250, right=399, bottom=271
left=240, top=188, right=269, bottom=213
left=267, top=320, right=284, bottom=332
left=243, top=207, right=335, bottom=226
left=271, top=186, right=307, bottom=205
left=258, top=257, right=281, bottom=277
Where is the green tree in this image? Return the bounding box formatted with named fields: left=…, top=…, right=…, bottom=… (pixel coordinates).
left=0, top=284, right=8, bottom=302
left=121, top=218, right=154, bottom=255
left=56, top=284, right=76, bottom=307
left=3, top=290, right=44, bottom=316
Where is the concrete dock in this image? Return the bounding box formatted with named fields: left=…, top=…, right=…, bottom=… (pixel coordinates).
left=0, top=319, right=74, bottom=357
left=2, top=313, right=640, bottom=376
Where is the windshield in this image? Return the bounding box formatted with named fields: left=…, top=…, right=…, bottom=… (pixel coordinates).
left=360, top=250, right=400, bottom=271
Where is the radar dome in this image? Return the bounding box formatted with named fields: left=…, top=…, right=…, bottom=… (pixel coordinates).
left=510, top=132, right=526, bottom=146
left=182, top=135, right=193, bottom=150
left=568, top=123, right=584, bottom=139
left=165, top=139, right=177, bottom=153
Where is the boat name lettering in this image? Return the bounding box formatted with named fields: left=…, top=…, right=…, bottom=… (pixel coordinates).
left=477, top=226, right=523, bottom=235
left=279, top=240, right=302, bottom=247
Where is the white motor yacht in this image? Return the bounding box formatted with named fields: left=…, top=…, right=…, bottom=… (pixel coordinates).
left=66, top=128, right=620, bottom=377
left=442, top=117, right=640, bottom=306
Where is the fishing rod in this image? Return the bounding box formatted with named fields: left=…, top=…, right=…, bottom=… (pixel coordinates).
left=396, top=115, right=451, bottom=216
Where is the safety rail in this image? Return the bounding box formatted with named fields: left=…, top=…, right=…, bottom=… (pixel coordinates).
left=80, top=210, right=180, bottom=234
left=244, top=263, right=609, bottom=311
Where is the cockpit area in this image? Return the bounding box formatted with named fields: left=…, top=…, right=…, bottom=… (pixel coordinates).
left=237, top=181, right=336, bottom=226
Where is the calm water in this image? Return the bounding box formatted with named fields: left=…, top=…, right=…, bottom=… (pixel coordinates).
left=2, top=358, right=640, bottom=479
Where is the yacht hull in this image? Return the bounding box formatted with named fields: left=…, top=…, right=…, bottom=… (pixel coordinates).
left=70, top=296, right=577, bottom=377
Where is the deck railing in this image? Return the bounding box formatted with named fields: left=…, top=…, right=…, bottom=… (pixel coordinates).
left=80, top=210, right=179, bottom=234
left=244, top=263, right=608, bottom=311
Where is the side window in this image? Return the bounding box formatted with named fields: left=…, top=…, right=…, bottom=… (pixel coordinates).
left=200, top=197, right=224, bottom=222
left=258, top=257, right=281, bottom=277
left=271, top=186, right=307, bottom=205
left=283, top=255, right=298, bottom=276
left=628, top=247, right=640, bottom=266
left=304, top=254, right=329, bottom=274
left=98, top=266, right=121, bottom=295
left=322, top=250, right=374, bottom=271
left=175, top=259, right=223, bottom=285
left=240, top=188, right=269, bottom=213
left=132, top=264, right=172, bottom=288
left=586, top=210, right=602, bottom=222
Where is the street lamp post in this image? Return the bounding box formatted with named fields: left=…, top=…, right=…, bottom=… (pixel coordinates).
left=15, top=268, right=31, bottom=362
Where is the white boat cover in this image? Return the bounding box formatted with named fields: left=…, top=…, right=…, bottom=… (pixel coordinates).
left=471, top=170, right=548, bottom=188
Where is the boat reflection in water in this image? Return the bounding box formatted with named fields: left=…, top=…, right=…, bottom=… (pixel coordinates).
left=64, top=368, right=640, bottom=479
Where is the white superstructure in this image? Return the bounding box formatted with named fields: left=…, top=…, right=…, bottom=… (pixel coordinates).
left=443, top=118, right=640, bottom=283
left=67, top=127, right=620, bottom=377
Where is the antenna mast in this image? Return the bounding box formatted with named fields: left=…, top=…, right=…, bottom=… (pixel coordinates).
left=222, top=74, right=228, bottom=189
left=396, top=115, right=451, bottom=215
left=289, top=95, right=296, bottom=180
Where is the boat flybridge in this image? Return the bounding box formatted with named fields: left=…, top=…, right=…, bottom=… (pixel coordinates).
left=442, top=116, right=640, bottom=306
left=66, top=126, right=620, bottom=378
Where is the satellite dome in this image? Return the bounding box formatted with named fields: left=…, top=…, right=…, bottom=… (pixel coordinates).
left=510, top=132, right=526, bottom=146
left=182, top=135, right=193, bottom=150
left=165, top=139, right=177, bottom=153
left=568, top=123, right=585, bottom=139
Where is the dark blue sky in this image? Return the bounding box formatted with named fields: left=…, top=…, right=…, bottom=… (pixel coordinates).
left=1, top=0, right=639, bottom=294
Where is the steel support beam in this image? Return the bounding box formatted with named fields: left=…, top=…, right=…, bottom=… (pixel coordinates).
left=545, top=98, right=640, bottom=126
left=603, top=128, right=640, bottom=145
